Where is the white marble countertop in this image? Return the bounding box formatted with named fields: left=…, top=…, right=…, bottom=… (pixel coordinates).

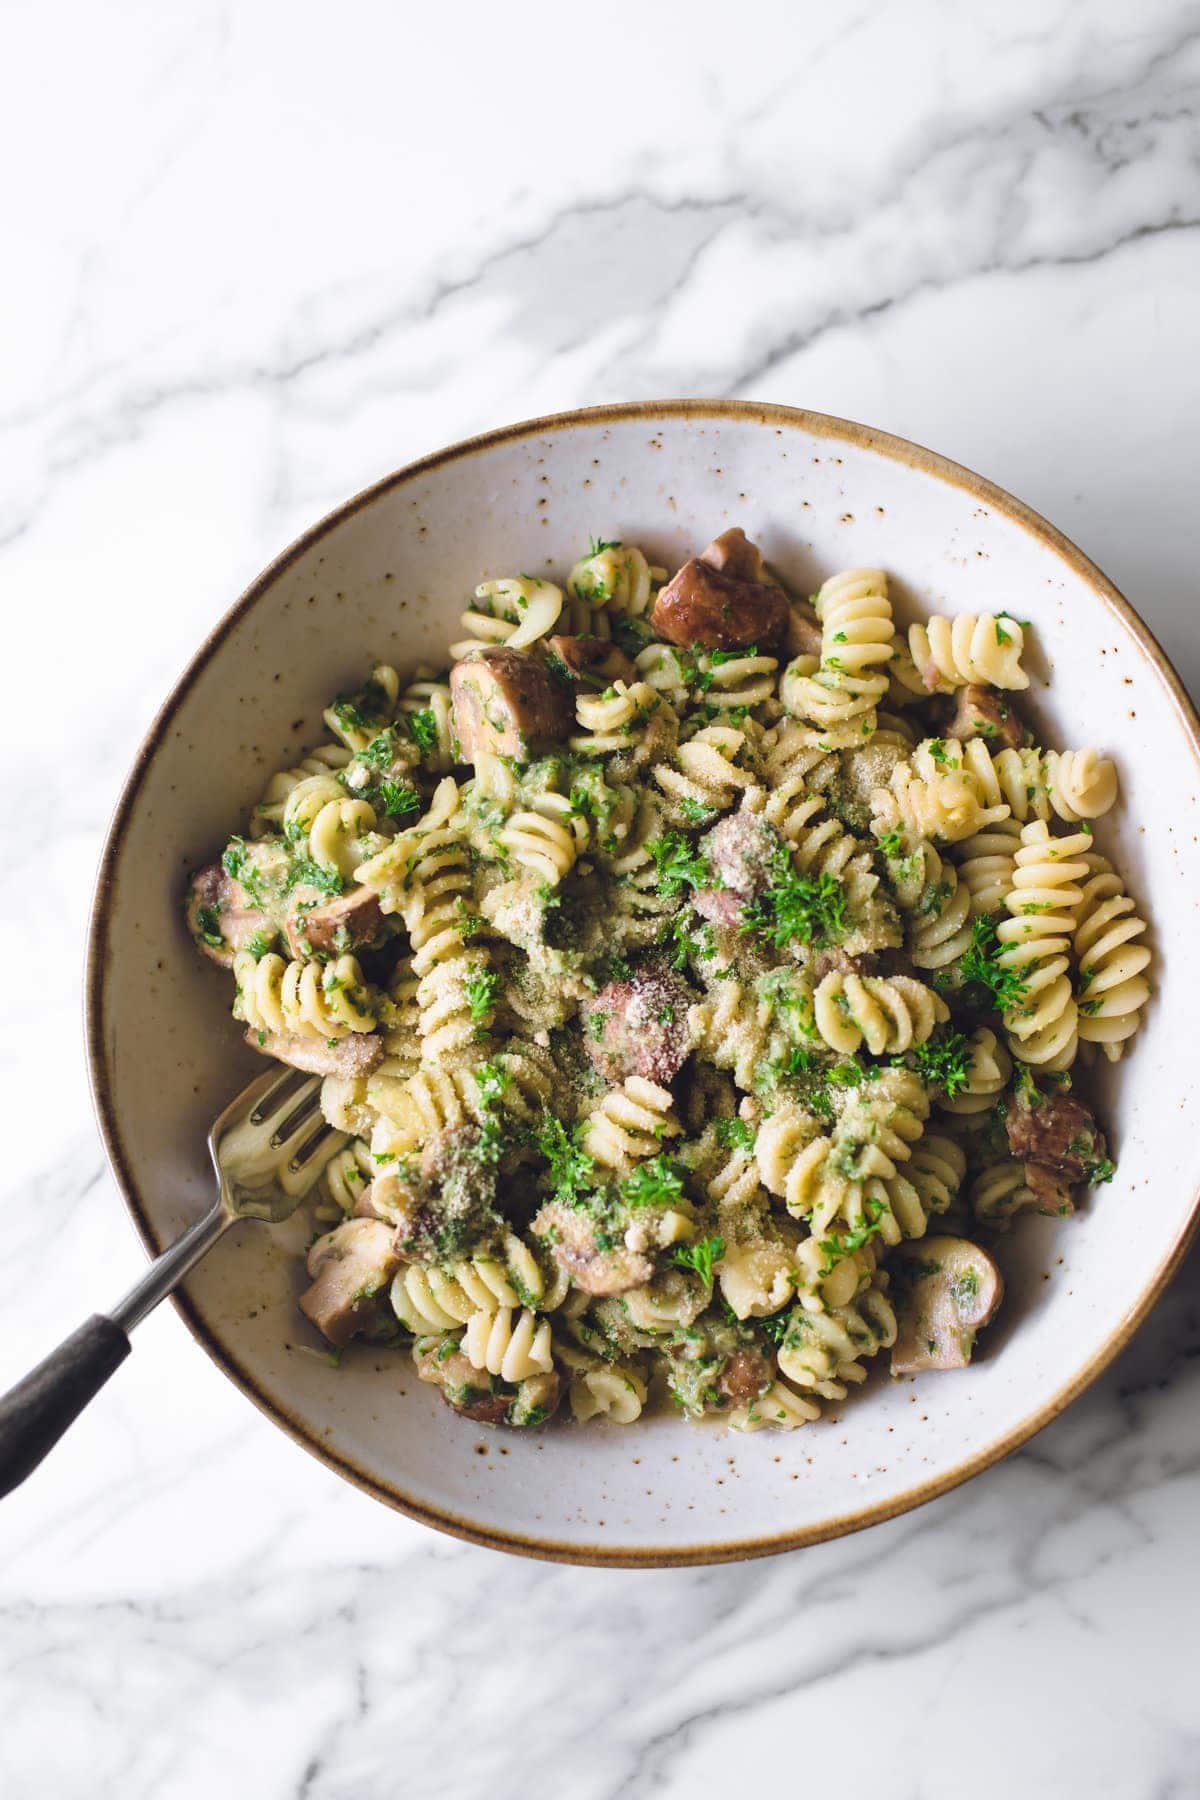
left=3, top=2, right=1200, bottom=1793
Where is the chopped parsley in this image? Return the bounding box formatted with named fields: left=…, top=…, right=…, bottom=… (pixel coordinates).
left=619, top=1155, right=687, bottom=1210
left=376, top=780, right=421, bottom=818
left=404, top=708, right=440, bottom=756
left=907, top=1024, right=974, bottom=1098
left=876, top=830, right=904, bottom=859
left=818, top=1197, right=887, bottom=1274
left=536, top=1112, right=596, bottom=1208
left=464, top=968, right=500, bottom=1024
left=679, top=797, right=718, bottom=826
left=671, top=1234, right=725, bottom=1285
left=960, top=912, right=1029, bottom=1013
left=193, top=904, right=224, bottom=950
left=288, top=856, right=346, bottom=897
left=743, top=841, right=846, bottom=950
left=714, top=1116, right=756, bottom=1151
left=647, top=832, right=710, bottom=898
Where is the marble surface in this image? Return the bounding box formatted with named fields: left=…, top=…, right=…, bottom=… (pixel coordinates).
left=3, top=1, right=1200, bottom=1793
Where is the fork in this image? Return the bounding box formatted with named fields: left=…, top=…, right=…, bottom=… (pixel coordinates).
left=0, top=1067, right=344, bottom=1498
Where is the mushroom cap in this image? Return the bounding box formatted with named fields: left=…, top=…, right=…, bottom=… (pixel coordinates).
left=890, top=1235, right=1004, bottom=1375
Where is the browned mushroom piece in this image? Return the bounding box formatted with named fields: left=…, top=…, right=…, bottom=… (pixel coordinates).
left=718, top=1346, right=772, bottom=1403
left=698, top=526, right=774, bottom=585
left=411, top=1339, right=562, bottom=1426
left=809, top=946, right=880, bottom=982
left=299, top=1218, right=401, bottom=1346
left=533, top=1202, right=654, bottom=1296
left=944, top=683, right=1023, bottom=750
left=1023, top=1161, right=1076, bottom=1217
left=412, top=1339, right=511, bottom=1423
left=186, top=861, right=275, bottom=968
left=245, top=1026, right=384, bottom=1081
left=1005, top=1089, right=1108, bottom=1185
left=784, top=599, right=823, bottom=660
left=651, top=558, right=790, bottom=652
left=449, top=647, right=574, bottom=762
left=890, top=1236, right=1004, bottom=1375
left=286, top=885, right=386, bottom=959
left=691, top=809, right=779, bottom=929
left=545, top=634, right=637, bottom=687
left=583, top=966, right=694, bottom=1084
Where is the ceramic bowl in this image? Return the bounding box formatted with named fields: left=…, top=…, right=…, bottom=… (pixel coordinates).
left=87, top=402, right=1200, bottom=1565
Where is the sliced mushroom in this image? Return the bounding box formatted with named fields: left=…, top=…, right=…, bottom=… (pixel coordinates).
left=286, top=885, right=386, bottom=959
left=186, top=861, right=274, bottom=968
left=651, top=557, right=790, bottom=652
left=944, top=683, right=1023, bottom=750
left=545, top=634, right=637, bottom=687
left=533, top=1201, right=653, bottom=1295
left=718, top=1346, right=773, bottom=1403
left=890, top=1236, right=1004, bottom=1375
left=299, top=1218, right=401, bottom=1346
left=692, top=809, right=779, bottom=929
left=245, top=1027, right=384, bottom=1080
left=785, top=600, right=823, bottom=660
left=582, top=966, right=694, bottom=1084
left=698, top=526, right=774, bottom=585
left=1005, top=1091, right=1108, bottom=1185
left=449, top=647, right=574, bottom=762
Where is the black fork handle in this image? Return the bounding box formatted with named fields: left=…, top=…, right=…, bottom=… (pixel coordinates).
left=0, top=1201, right=229, bottom=1499
left=0, top=1317, right=130, bottom=1498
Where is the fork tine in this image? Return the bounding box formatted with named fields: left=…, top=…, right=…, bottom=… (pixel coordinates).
left=288, top=1122, right=341, bottom=1171
left=249, top=1067, right=313, bottom=1127
left=270, top=1087, right=323, bottom=1149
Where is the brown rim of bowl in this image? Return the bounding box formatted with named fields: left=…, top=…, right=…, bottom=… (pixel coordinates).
left=85, top=399, right=1200, bottom=1567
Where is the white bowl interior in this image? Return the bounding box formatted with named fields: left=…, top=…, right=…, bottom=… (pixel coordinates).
left=91, top=407, right=1200, bottom=1560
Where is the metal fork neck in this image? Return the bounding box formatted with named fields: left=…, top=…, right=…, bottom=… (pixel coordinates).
left=109, top=1203, right=232, bottom=1333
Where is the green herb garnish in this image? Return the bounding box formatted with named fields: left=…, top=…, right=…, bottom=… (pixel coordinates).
left=671, top=1234, right=725, bottom=1285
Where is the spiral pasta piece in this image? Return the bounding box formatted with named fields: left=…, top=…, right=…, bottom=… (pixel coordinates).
left=569, top=681, right=666, bottom=756
left=567, top=542, right=662, bottom=616
left=651, top=724, right=758, bottom=820
left=307, top=797, right=381, bottom=879
left=581, top=1077, right=682, bottom=1173
left=939, top=738, right=1118, bottom=828
left=498, top=791, right=589, bottom=888
left=319, top=1138, right=378, bottom=1218
left=872, top=761, right=1011, bottom=845
left=390, top=1235, right=567, bottom=1333
left=693, top=649, right=780, bottom=712
left=970, top=1158, right=1041, bottom=1226
left=234, top=951, right=378, bottom=1038
left=728, top=1377, right=822, bottom=1431
left=463, top=1306, right=554, bottom=1381
left=1073, top=852, right=1152, bottom=1060
left=937, top=1027, right=1012, bottom=1114
left=558, top=1346, right=649, bottom=1424
left=323, top=663, right=400, bottom=752
left=898, top=615, right=1028, bottom=693
left=688, top=981, right=790, bottom=1090
left=755, top=783, right=899, bottom=957
left=997, top=820, right=1089, bottom=1070
left=398, top=671, right=458, bottom=772
left=880, top=1133, right=966, bottom=1239
left=369, top=1041, right=555, bottom=1158
left=812, top=971, right=949, bottom=1057
left=451, top=577, right=564, bottom=658
left=953, top=817, right=1022, bottom=917
left=777, top=1279, right=897, bottom=1400
left=252, top=745, right=352, bottom=836
left=783, top=568, right=894, bottom=744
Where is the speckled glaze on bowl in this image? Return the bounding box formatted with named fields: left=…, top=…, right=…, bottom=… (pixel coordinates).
left=86, top=402, right=1200, bottom=1565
